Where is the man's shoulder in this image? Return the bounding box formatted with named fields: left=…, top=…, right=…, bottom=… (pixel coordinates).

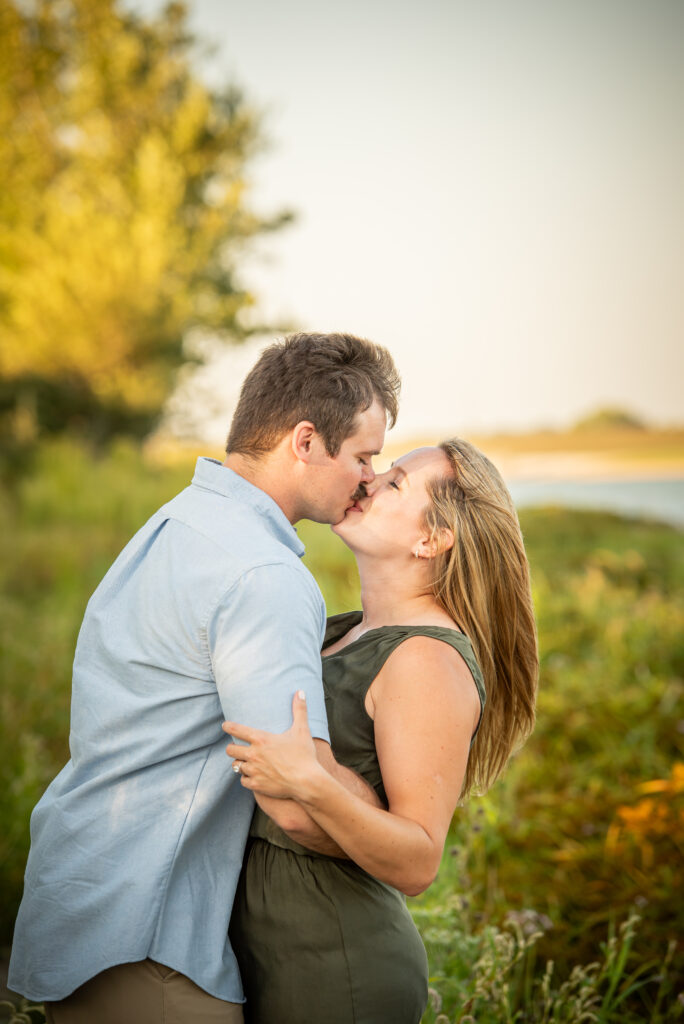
left=162, top=485, right=290, bottom=557
left=234, top=553, right=322, bottom=602
left=95, top=484, right=312, bottom=607
left=159, top=488, right=321, bottom=599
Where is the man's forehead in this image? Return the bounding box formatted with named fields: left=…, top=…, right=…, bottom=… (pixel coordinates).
left=343, top=428, right=382, bottom=456
left=352, top=399, right=387, bottom=436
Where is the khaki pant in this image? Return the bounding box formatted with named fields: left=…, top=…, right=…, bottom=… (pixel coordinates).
left=44, top=959, right=244, bottom=1024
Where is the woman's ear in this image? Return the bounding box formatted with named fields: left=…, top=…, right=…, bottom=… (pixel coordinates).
left=291, top=421, right=317, bottom=463
left=415, top=527, right=454, bottom=560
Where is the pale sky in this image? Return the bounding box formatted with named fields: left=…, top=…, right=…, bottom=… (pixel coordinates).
left=134, top=0, right=683, bottom=442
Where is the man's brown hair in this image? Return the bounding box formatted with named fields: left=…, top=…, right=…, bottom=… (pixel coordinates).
left=225, top=332, right=400, bottom=458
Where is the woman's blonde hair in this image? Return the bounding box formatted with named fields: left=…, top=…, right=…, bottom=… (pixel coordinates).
left=425, top=437, right=538, bottom=799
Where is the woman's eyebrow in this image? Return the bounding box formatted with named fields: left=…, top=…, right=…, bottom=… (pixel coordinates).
left=389, top=464, right=408, bottom=481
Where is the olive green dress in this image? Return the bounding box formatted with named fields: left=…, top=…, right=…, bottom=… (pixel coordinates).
left=229, top=611, right=486, bottom=1024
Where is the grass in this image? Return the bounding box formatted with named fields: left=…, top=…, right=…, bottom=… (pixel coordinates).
left=1, top=438, right=682, bottom=1020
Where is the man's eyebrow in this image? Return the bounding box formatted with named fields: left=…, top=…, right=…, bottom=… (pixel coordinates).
left=359, top=449, right=381, bottom=457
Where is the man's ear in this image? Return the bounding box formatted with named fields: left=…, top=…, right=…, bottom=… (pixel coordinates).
left=415, top=527, right=454, bottom=560
left=291, top=421, right=317, bottom=464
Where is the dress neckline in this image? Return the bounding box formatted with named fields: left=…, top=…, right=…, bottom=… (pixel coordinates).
left=322, top=610, right=466, bottom=659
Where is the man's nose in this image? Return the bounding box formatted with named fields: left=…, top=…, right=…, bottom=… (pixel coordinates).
left=363, top=471, right=380, bottom=495
left=361, top=462, right=376, bottom=485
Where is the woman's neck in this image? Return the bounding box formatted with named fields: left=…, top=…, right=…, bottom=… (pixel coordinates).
left=354, top=554, right=446, bottom=631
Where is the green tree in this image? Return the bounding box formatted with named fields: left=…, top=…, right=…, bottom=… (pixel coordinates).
left=0, top=0, right=288, bottom=450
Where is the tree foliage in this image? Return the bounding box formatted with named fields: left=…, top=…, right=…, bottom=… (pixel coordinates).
left=0, top=0, right=287, bottom=447
left=573, top=407, right=647, bottom=432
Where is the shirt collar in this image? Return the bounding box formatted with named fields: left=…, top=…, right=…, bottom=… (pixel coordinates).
left=191, top=458, right=305, bottom=558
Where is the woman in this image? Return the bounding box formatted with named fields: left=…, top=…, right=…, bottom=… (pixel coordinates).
left=224, top=438, right=538, bottom=1024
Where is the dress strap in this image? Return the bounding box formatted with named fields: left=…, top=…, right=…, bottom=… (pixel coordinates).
left=323, top=615, right=486, bottom=736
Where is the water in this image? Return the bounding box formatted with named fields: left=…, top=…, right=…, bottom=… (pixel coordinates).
left=507, top=477, right=684, bottom=529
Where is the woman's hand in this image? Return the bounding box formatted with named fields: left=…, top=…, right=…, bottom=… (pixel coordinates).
left=223, top=691, right=323, bottom=799
left=224, top=636, right=480, bottom=896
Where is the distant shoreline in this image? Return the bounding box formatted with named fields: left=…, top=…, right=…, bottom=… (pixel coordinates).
left=378, top=427, right=684, bottom=483
left=484, top=452, right=684, bottom=483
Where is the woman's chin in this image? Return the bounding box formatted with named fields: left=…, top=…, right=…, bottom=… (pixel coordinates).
left=332, top=508, right=355, bottom=535
left=331, top=516, right=357, bottom=548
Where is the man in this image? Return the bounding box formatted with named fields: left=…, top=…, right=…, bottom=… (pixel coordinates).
left=9, top=332, right=400, bottom=1023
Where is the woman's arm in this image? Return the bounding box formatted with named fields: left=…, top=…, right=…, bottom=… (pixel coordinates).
left=252, top=742, right=382, bottom=857
left=224, top=636, right=481, bottom=895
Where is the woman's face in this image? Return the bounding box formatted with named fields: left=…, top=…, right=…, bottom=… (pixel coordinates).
left=332, top=446, right=452, bottom=558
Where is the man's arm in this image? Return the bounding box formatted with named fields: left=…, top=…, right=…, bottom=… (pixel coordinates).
left=254, top=740, right=382, bottom=856
left=208, top=562, right=380, bottom=854
left=208, top=562, right=331, bottom=740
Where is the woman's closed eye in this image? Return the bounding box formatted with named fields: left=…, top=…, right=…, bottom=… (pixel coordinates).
left=388, top=480, right=400, bottom=490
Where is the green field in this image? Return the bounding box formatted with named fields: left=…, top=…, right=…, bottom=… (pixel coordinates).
left=1, top=439, right=682, bottom=1022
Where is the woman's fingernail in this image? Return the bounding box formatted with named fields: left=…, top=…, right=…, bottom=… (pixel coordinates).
left=297, top=690, right=306, bottom=701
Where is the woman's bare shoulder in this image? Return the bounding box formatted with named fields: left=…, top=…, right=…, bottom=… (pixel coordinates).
left=381, top=632, right=473, bottom=675
left=369, top=635, right=482, bottom=766
left=369, top=633, right=480, bottom=716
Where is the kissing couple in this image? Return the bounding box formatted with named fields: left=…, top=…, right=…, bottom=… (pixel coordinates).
left=10, top=332, right=538, bottom=1024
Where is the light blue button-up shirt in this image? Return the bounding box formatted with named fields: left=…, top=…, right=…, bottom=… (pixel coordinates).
left=9, top=458, right=330, bottom=1003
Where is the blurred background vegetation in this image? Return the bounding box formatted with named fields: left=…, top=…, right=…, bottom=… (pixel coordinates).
left=0, top=1, right=682, bottom=1021
left=0, top=443, right=682, bottom=1021
left=0, top=0, right=289, bottom=477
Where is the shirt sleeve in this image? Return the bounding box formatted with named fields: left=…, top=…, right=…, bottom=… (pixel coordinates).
left=207, top=560, right=330, bottom=742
